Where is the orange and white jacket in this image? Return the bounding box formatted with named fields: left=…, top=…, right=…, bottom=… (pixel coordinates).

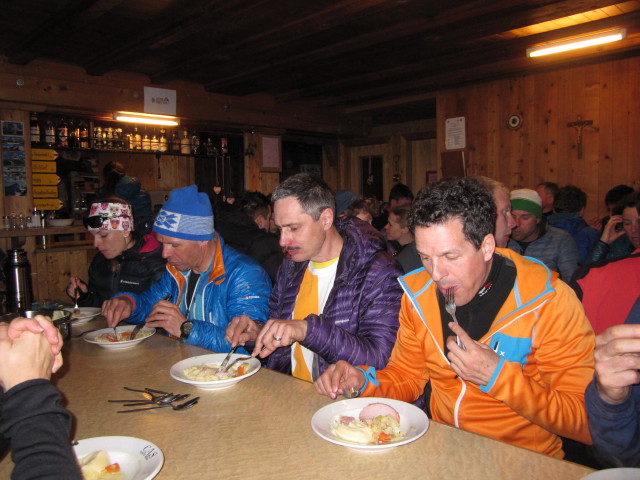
left=362, top=248, right=595, bottom=458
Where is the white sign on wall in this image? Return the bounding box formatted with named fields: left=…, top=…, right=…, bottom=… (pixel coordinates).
left=144, top=86, right=177, bottom=115
left=445, top=116, right=466, bottom=150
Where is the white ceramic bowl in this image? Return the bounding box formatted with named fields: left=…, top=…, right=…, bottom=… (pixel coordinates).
left=83, top=325, right=155, bottom=350
left=169, top=353, right=260, bottom=390
left=74, top=436, right=163, bottom=480
left=47, top=218, right=74, bottom=227
left=311, top=397, right=429, bottom=450
left=64, top=306, right=101, bottom=324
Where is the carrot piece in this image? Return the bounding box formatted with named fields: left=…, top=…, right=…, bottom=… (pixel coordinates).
left=237, top=366, right=245, bottom=376
left=105, top=463, right=120, bottom=473
left=378, top=432, right=392, bottom=443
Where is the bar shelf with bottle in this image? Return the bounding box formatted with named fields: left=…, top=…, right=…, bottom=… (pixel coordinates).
left=31, top=113, right=233, bottom=158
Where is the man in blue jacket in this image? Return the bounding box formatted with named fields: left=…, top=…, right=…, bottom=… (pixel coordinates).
left=102, top=185, right=271, bottom=353
left=226, top=174, right=403, bottom=381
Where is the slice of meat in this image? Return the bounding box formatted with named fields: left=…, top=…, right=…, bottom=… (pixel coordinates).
left=359, top=403, right=400, bottom=423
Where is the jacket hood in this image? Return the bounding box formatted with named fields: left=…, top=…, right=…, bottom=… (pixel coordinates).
left=332, top=216, right=388, bottom=278
left=547, top=213, right=589, bottom=236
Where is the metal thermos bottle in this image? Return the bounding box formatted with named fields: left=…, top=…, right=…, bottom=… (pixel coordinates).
left=6, top=249, right=33, bottom=314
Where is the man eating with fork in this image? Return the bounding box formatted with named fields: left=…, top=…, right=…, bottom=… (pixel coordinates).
left=315, top=177, right=595, bottom=459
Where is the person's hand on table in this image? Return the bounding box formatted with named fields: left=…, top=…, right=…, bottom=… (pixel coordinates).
left=600, top=215, right=626, bottom=245
left=5, top=316, right=64, bottom=373
left=65, top=276, right=87, bottom=300
left=225, top=314, right=261, bottom=347
left=593, top=324, right=640, bottom=405
left=315, top=360, right=365, bottom=399
left=252, top=318, right=308, bottom=358
left=101, top=297, right=133, bottom=327
left=0, top=322, right=57, bottom=391
left=144, top=298, right=186, bottom=338
left=447, top=322, right=499, bottom=386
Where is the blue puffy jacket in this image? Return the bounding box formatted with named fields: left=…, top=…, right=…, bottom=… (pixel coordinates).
left=117, top=233, right=271, bottom=353
left=265, top=216, right=403, bottom=376
left=547, top=213, right=600, bottom=262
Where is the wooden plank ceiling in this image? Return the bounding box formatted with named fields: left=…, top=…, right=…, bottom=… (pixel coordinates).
left=1, top=0, right=639, bottom=126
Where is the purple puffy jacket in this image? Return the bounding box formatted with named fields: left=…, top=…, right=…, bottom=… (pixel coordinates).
left=266, top=216, right=403, bottom=377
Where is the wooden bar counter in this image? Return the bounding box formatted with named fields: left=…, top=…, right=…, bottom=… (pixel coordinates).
left=1, top=318, right=595, bottom=480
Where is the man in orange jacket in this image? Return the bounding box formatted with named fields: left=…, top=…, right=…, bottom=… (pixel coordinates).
left=315, top=177, right=595, bottom=458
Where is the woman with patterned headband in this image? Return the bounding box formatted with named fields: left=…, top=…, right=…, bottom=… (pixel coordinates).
left=65, top=198, right=166, bottom=307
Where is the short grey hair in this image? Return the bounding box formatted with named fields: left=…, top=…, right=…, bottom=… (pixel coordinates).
left=272, top=173, right=335, bottom=220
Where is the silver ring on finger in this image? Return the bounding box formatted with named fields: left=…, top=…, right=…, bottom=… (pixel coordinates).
left=273, top=335, right=282, bottom=342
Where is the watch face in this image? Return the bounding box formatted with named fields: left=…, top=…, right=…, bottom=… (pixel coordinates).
left=181, top=321, right=193, bottom=336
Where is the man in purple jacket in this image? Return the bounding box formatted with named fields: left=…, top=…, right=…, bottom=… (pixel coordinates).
left=226, top=173, right=403, bottom=381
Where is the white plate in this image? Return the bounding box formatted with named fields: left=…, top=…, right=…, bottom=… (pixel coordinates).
left=83, top=326, right=156, bottom=350
left=64, top=306, right=101, bottom=324
left=74, top=436, right=163, bottom=480
left=169, top=353, right=260, bottom=390
left=582, top=468, right=640, bottom=479
left=311, top=397, right=429, bottom=450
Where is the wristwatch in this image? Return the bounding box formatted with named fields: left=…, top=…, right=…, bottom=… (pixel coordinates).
left=180, top=320, right=194, bottom=340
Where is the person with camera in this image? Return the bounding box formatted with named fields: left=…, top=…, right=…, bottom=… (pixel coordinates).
left=584, top=191, right=639, bottom=264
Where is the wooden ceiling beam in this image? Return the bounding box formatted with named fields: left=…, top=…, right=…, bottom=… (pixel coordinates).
left=277, top=11, right=640, bottom=105
left=6, top=0, right=121, bottom=65
left=203, top=0, right=625, bottom=93
left=151, top=0, right=421, bottom=84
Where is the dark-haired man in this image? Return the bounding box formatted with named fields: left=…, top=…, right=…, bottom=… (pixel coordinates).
left=226, top=173, right=403, bottom=381
left=548, top=185, right=599, bottom=261
left=535, top=181, right=558, bottom=217
left=315, top=177, right=594, bottom=458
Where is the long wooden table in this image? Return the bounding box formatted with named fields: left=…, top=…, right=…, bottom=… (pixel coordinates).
left=1, top=317, right=595, bottom=479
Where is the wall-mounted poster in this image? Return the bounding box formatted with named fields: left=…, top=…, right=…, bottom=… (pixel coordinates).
left=1, top=121, right=27, bottom=196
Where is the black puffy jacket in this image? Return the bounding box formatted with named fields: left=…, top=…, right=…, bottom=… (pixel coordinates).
left=78, top=233, right=166, bottom=307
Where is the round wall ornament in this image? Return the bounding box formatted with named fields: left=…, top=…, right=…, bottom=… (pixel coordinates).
left=507, top=114, right=523, bottom=130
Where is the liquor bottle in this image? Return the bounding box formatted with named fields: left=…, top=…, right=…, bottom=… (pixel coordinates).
left=191, top=133, right=201, bottom=155
left=180, top=129, right=190, bottom=155
left=79, top=121, right=89, bottom=148
left=104, top=127, right=114, bottom=150
left=44, top=118, right=56, bottom=148
left=221, top=137, right=228, bottom=155
left=159, top=128, right=168, bottom=152
left=93, top=125, right=103, bottom=149
left=132, top=127, right=142, bottom=150
left=150, top=130, right=159, bottom=151
left=142, top=131, right=151, bottom=151
left=29, top=112, right=41, bottom=146
left=204, top=137, right=214, bottom=156
left=67, top=119, right=78, bottom=148
left=171, top=130, right=180, bottom=153
left=114, top=127, right=123, bottom=149
left=57, top=118, right=68, bottom=148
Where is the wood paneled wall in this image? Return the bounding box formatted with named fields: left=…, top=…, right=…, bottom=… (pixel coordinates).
left=437, top=56, right=640, bottom=221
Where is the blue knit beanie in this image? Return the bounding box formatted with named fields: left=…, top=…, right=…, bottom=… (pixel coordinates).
left=153, top=185, right=214, bottom=241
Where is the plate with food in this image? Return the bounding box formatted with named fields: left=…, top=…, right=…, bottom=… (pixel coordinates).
left=74, top=435, right=163, bottom=480
left=64, top=307, right=102, bottom=324
left=169, top=353, right=260, bottom=390
left=83, top=326, right=155, bottom=350
left=311, top=397, right=429, bottom=450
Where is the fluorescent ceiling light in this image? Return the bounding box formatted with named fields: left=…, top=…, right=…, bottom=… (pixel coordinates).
left=527, top=28, right=626, bottom=58
left=113, top=111, right=180, bottom=126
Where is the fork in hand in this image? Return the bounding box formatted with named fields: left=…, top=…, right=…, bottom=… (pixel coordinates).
left=444, top=287, right=465, bottom=349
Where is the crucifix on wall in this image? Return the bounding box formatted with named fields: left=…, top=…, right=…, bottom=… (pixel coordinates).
left=567, top=115, right=595, bottom=159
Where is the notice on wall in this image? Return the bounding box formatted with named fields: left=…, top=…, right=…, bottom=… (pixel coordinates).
left=445, top=117, right=466, bottom=150
left=144, top=86, right=177, bottom=116
left=1, top=121, right=27, bottom=196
